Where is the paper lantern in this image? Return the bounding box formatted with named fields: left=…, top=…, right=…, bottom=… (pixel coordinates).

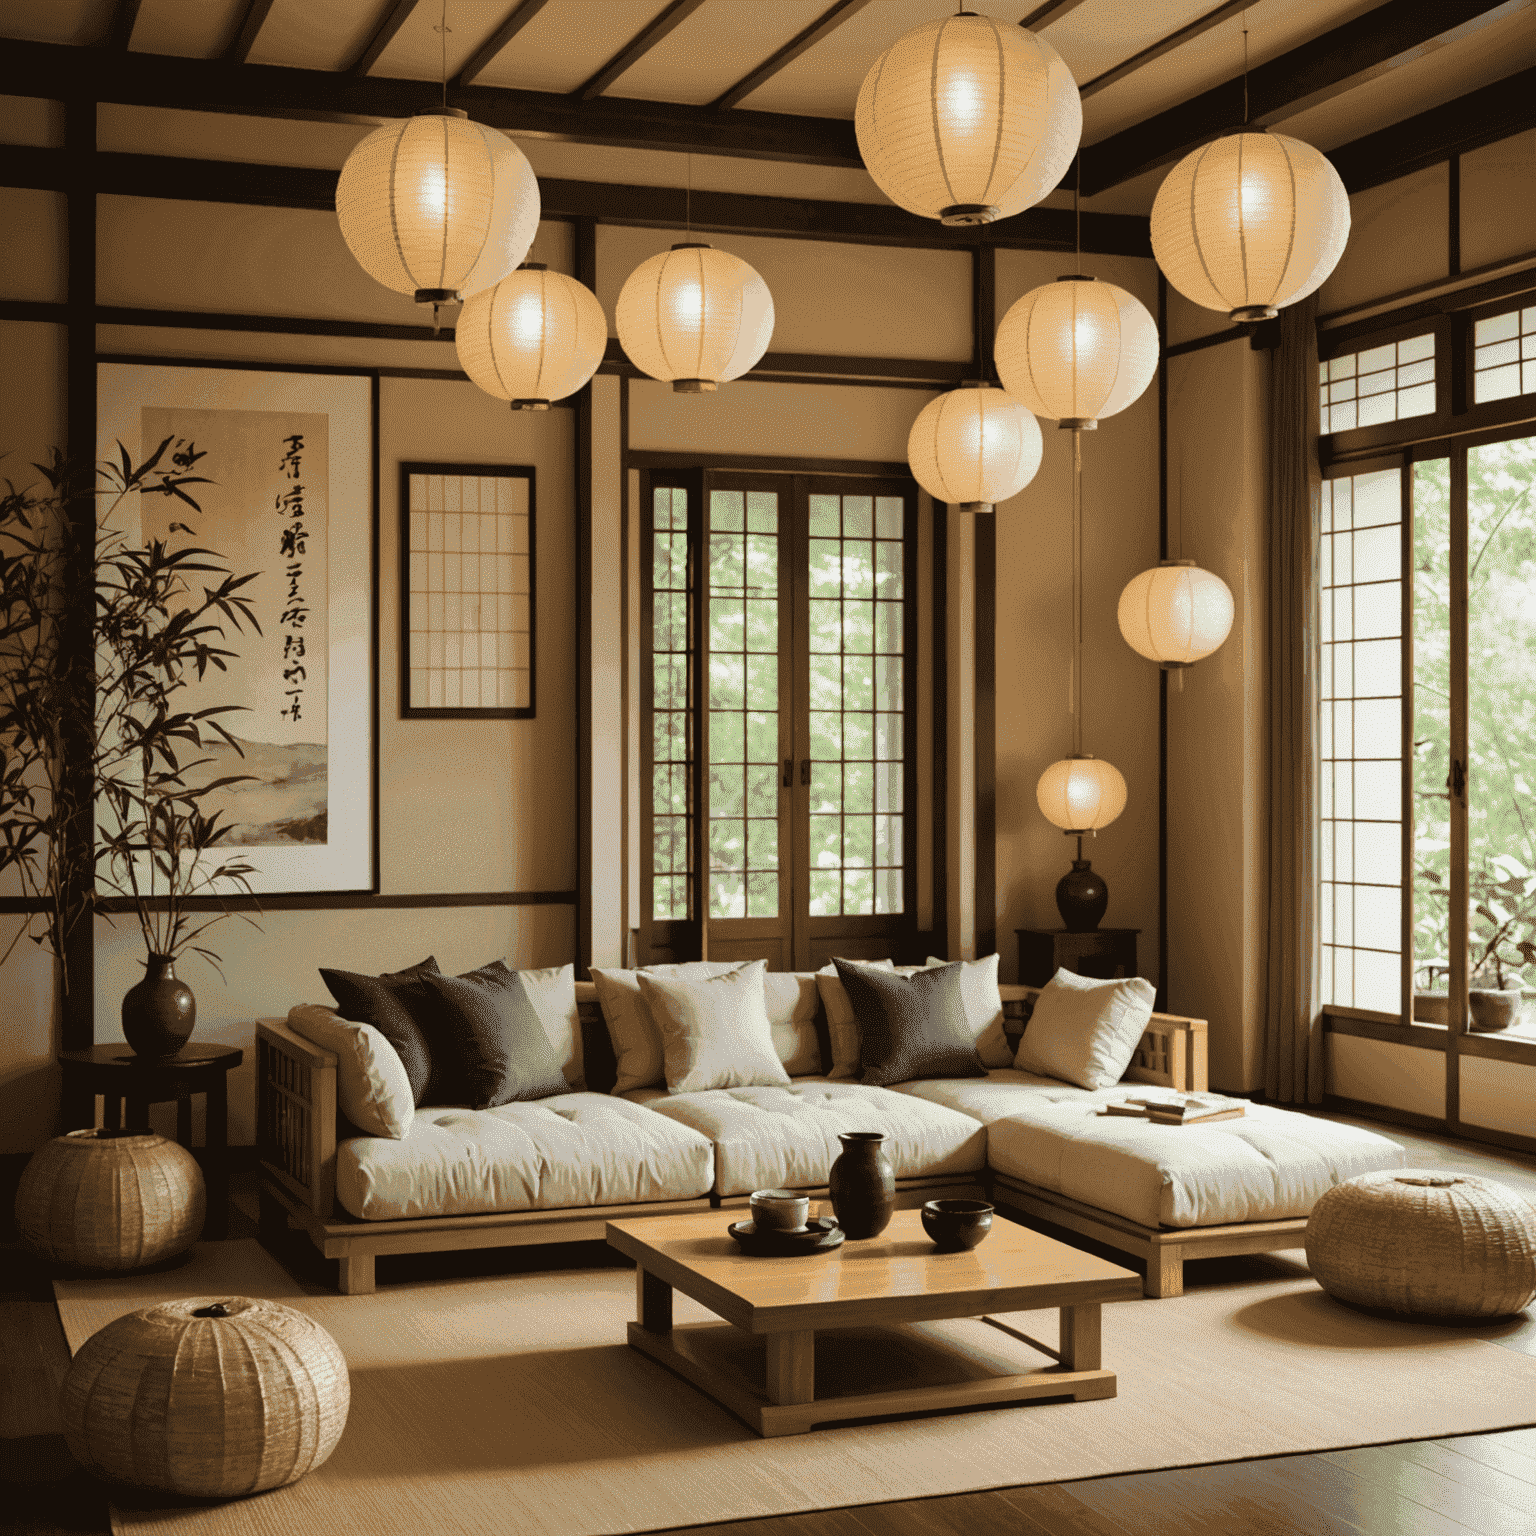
left=907, top=386, right=1042, bottom=513
left=855, top=12, right=1080, bottom=226
left=336, top=109, right=540, bottom=307
left=995, top=276, right=1159, bottom=429
left=1118, top=560, right=1234, bottom=667
left=1036, top=755, right=1127, bottom=833
left=1150, top=131, right=1350, bottom=322
left=616, top=243, right=774, bottom=392
left=457, top=264, right=606, bottom=410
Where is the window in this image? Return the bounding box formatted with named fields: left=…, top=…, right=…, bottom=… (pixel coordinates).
left=1319, top=334, right=1435, bottom=434
left=1472, top=306, right=1536, bottom=404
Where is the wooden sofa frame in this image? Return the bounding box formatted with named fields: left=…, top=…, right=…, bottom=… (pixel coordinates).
left=256, top=978, right=1294, bottom=1298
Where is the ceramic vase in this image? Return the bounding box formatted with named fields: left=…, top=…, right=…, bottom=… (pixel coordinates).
left=1056, top=859, right=1108, bottom=932
left=828, top=1131, right=895, bottom=1239
left=122, top=954, right=196, bottom=1059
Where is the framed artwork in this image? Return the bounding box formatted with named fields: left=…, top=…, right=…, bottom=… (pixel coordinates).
left=96, top=358, right=378, bottom=895
left=400, top=462, right=536, bottom=719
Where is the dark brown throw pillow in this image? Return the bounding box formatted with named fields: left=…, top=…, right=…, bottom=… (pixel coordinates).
left=320, top=957, right=442, bottom=1106
left=421, top=963, right=569, bottom=1109
left=833, top=959, right=986, bottom=1088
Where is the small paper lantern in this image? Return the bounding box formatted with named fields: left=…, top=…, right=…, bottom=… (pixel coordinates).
left=995, top=276, right=1160, bottom=429
left=1037, top=755, right=1127, bottom=833
left=907, top=386, right=1042, bottom=513
left=336, top=109, right=540, bottom=307
left=855, top=12, right=1080, bottom=226
left=616, top=243, right=774, bottom=392
left=1118, top=560, right=1234, bottom=667
left=457, top=263, right=607, bottom=410
left=1151, top=131, right=1350, bottom=322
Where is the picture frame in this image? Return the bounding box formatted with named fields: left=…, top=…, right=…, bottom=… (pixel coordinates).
left=96, top=357, right=379, bottom=896
left=399, top=461, right=536, bottom=720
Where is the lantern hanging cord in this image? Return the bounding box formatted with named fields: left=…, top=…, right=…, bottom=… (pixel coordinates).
left=440, top=0, right=448, bottom=110
left=1074, top=154, right=1081, bottom=265
left=1242, top=12, right=1249, bottom=126
left=1072, top=427, right=1084, bottom=758
left=686, top=153, right=691, bottom=238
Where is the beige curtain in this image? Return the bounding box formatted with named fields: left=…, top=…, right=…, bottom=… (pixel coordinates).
left=1263, top=295, right=1324, bottom=1103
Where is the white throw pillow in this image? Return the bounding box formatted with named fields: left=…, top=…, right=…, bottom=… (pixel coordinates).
left=287, top=1005, right=414, bottom=1139
left=761, top=971, right=823, bottom=1077
left=924, top=954, right=1012, bottom=1068
left=590, top=961, right=744, bottom=1094
left=1014, top=969, right=1157, bottom=1090
left=515, top=962, right=583, bottom=1090
left=816, top=959, right=903, bottom=1079
left=637, top=961, right=792, bottom=1094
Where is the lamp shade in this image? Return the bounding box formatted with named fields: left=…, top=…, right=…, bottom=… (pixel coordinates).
left=1036, top=755, right=1127, bottom=833
left=1150, top=131, right=1350, bottom=322
left=995, top=276, right=1159, bottom=429
left=615, top=243, right=774, bottom=392
left=855, top=12, right=1080, bottom=227
left=907, top=386, right=1042, bottom=513
left=457, top=264, right=607, bottom=409
left=1117, top=560, right=1234, bottom=667
left=336, top=110, right=540, bottom=304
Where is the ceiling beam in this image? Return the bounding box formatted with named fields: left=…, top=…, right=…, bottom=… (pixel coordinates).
left=106, top=0, right=143, bottom=51
left=1019, top=0, right=1089, bottom=28
left=1079, top=0, right=1249, bottom=100
left=1079, top=0, right=1528, bottom=196
left=456, top=0, right=553, bottom=89
left=710, top=0, right=875, bottom=112
left=347, top=0, right=418, bottom=76
left=223, top=0, right=278, bottom=64
left=574, top=0, right=711, bottom=103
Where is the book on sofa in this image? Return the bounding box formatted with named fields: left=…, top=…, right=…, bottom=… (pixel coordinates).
left=1102, top=1094, right=1247, bottom=1125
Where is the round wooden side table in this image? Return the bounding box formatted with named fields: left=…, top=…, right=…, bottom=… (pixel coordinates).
left=57, top=1045, right=243, bottom=1239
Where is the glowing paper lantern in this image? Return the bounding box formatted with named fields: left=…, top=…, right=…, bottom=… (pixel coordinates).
left=1150, top=131, right=1350, bottom=322
left=457, top=264, right=606, bottom=410
left=1036, top=755, right=1127, bottom=833
left=336, top=110, right=540, bottom=307
left=995, top=276, right=1159, bottom=429
left=907, top=386, right=1042, bottom=513
left=1118, top=560, right=1234, bottom=667
left=855, top=12, right=1080, bottom=226
left=615, top=243, right=774, bottom=392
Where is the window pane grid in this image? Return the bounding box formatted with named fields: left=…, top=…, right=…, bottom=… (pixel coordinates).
left=1472, top=305, right=1536, bottom=404
left=652, top=486, right=693, bottom=921
left=1320, top=333, right=1436, bottom=434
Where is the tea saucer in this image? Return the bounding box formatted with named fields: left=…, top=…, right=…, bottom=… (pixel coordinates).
left=728, top=1216, right=845, bottom=1257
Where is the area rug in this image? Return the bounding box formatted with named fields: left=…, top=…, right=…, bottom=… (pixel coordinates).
left=55, top=1240, right=1536, bottom=1536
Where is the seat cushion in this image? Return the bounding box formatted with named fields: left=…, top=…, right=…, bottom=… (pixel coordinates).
left=334, top=1092, right=715, bottom=1221
left=640, top=1081, right=988, bottom=1197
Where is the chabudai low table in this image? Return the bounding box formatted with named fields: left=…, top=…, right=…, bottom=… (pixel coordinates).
left=606, top=1208, right=1140, bottom=1436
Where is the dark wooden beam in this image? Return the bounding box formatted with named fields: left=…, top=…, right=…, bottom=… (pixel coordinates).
left=456, top=0, right=553, bottom=89
left=1079, top=0, right=1249, bottom=100
left=223, top=0, right=278, bottom=64
left=575, top=0, right=710, bottom=102
left=1079, top=0, right=1525, bottom=195
left=1019, top=0, right=1089, bottom=28
left=347, top=0, right=419, bottom=76
left=106, top=0, right=143, bottom=50
left=711, top=0, right=875, bottom=111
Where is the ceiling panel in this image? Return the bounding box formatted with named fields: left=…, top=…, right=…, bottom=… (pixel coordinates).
left=464, top=0, right=676, bottom=94
left=1044, top=0, right=1226, bottom=89
left=602, top=0, right=830, bottom=106
left=0, top=0, right=113, bottom=46
left=130, top=0, right=248, bottom=59
left=246, top=0, right=387, bottom=73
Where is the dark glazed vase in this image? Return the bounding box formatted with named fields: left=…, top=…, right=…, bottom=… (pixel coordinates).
left=122, top=954, right=196, bottom=1059
left=1056, top=859, right=1109, bottom=932
left=828, top=1131, right=896, bottom=1240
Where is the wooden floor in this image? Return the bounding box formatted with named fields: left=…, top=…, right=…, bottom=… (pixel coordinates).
left=3, top=1111, right=1533, bottom=1536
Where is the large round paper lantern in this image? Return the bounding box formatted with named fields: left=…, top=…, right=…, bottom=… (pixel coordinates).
left=1118, top=560, right=1234, bottom=667
left=996, top=276, right=1160, bottom=429
left=336, top=109, right=540, bottom=307
left=908, top=386, right=1042, bottom=513
left=856, top=12, right=1080, bottom=226
left=457, top=263, right=606, bottom=410
left=1037, top=755, right=1127, bottom=833
left=1151, top=131, right=1350, bottom=322
left=616, top=243, right=774, bottom=392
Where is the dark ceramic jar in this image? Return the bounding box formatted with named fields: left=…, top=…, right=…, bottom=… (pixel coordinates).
left=122, top=954, right=196, bottom=1059
left=828, top=1131, right=896, bottom=1239
left=1056, top=859, right=1108, bottom=931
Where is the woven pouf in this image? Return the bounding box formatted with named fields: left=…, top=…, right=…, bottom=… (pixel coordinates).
left=15, top=1128, right=205, bottom=1270
left=1306, top=1169, right=1536, bottom=1318
left=61, top=1296, right=350, bottom=1498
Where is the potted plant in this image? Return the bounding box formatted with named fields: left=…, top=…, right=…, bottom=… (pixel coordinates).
left=1467, top=856, right=1536, bottom=1032
left=1, top=442, right=263, bottom=1056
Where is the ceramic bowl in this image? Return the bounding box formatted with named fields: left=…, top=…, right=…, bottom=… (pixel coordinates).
left=749, top=1189, right=810, bottom=1232
left=921, top=1198, right=994, bottom=1252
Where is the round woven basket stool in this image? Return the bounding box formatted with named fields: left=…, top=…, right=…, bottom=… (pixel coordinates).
left=61, top=1296, right=350, bottom=1498
left=1306, top=1169, right=1536, bottom=1318
left=14, top=1128, right=204, bottom=1270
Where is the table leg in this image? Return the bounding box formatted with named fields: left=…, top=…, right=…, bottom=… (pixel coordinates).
left=636, top=1266, right=672, bottom=1333
left=765, top=1331, right=814, bottom=1406
left=175, top=1092, right=193, bottom=1148
left=205, top=1077, right=229, bottom=1240
left=125, top=1096, right=151, bottom=1132
left=1059, top=1304, right=1101, bottom=1372
left=102, top=1094, right=121, bottom=1131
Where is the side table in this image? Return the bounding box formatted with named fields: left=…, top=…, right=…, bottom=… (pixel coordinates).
left=58, top=1044, right=243, bottom=1239
left=1017, top=928, right=1140, bottom=988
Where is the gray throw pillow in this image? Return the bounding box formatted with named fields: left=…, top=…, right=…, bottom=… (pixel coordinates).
left=421, top=962, right=569, bottom=1109
left=833, top=959, right=986, bottom=1087
left=320, top=957, right=442, bottom=1106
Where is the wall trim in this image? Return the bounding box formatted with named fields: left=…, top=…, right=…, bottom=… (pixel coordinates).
left=624, top=451, right=908, bottom=477
left=1323, top=1094, right=1536, bottom=1158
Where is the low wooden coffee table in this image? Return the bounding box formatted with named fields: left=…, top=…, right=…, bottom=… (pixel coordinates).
left=606, top=1208, right=1141, bottom=1437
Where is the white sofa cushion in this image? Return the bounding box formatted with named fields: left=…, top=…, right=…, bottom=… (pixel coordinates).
left=639, top=1081, right=987, bottom=1197
left=590, top=962, right=744, bottom=1094
left=1014, top=969, right=1156, bottom=1089
left=517, top=963, right=584, bottom=1091
left=334, top=1092, right=715, bottom=1221
left=287, top=1005, right=413, bottom=1139
left=761, top=971, right=823, bottom=1077
left=637, top=961, right=792, bottom=1093
left=924, top=954, right=1013, bottom=1069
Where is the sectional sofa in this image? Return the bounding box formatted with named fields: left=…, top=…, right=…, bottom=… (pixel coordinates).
left=256, top=970, right=1404, bottom=1297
